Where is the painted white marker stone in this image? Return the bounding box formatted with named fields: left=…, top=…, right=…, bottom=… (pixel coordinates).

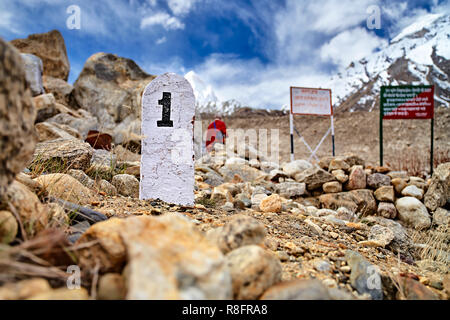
left=140, top=73, right=195, bottom=206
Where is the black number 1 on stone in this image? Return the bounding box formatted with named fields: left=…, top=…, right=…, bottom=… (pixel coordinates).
left=157, top=92, right=173, bottom=127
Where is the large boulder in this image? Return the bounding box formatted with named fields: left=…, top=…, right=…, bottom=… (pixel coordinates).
left=76, top=215, right=232, bottom=299
left=20, top=53, right=44, bottom=96
left=424, top=162, right=450, bottom=212
left=10, top=30, right=70, bottom=81
left=0, top=38, right=37, bottom=196
left=395, top=197, right=431, bottom=230
left=319, top=189, right=377, bottom=216
left=73, top=53, right=155, bottom=142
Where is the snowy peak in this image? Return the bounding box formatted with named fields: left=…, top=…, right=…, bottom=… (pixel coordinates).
left=185, top=70, right=245, bottom=115
left=329, top=13, right=450, bottom=112
left=185, top=71, right=219, bottom=106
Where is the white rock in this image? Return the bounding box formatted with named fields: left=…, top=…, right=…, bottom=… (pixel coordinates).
left=282, top=160, right=312, bottom=177
left=401, top=185, right=424, bottom=200
left=395, top=197, right=431, bottom=230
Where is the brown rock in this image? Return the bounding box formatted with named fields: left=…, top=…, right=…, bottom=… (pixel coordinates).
left=0, top=278, right=51, bottom=300
left=35, top=122, right=80, bottom=142
left=322, top=181, right=342, bottom=193
left=76, top=217, right=126, bottom=273
left=260, top=194, right=282, bottom=213
left=346, top=165, right=366, bottom=190
left=2, top=181, right=48, bottom=236
left=319, top=189, right=377, bottom=216
left=391, top=178, right=408, bottom=194
left=34, top=173, right=95, bottom=205
left=0, top=210, right=18, bottom=244
left=97, top=179, right=117, bottom=196
left=31, top=138, right=93, bottom=172
left=215, top=214, right=267, bottom=253
left=433, top=207, right=450, bottom=225
left=400, top=277, right=439, bottom=300
left=375, top=166, right=391, bottom=173
left=318, top=156, right=334, bottom=170
left=0, top=38, right=37, bottom=195
left=294, top=166, right=335, bottom=190
left=377, top=202, right=397, bottom=219
left=374, top=186, right=395, bottom=202
left=77, top=215, right=232, bottom=299
left=124, top=165, right=140, bottom=177
left=387, top=171, right=409, bottom=180
left=226, top=245, right=282, bottom=300
left=340, top=153, right=365, bottom=167
left=111, top=174, right=139, bottom=198
left=424, top=162, right=449, bottom=212
left=73, top=53, right=155, bottom=143
left=367, top=173, right=391, bottom=189
left=98, top=273, right=126, bottom=300
left=219, top=164, right=265, bottom=183
left=328, top=158, right=350, bottom=171
left=42, top=75, right=74, bottom=106
left=331, top=169, right=348, bottom=183
left=11, top=30, right=70, bottom=81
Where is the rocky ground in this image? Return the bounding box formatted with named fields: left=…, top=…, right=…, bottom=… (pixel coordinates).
left=0, top=30, right=449, bottom=300
left=214, top=107, right=450, bottom=176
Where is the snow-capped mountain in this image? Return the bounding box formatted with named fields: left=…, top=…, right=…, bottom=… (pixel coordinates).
left=328, top=13, right=449, bottom=112
left=185, top=70, right=245, bottom=115
left=186, top=13, right=449, bottom=115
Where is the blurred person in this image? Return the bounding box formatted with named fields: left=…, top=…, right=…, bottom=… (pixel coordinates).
left=205, top=115, right=227, bottom=152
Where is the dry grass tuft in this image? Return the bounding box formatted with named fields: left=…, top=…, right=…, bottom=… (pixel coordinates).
left=386, top=147, right=450, bottom=178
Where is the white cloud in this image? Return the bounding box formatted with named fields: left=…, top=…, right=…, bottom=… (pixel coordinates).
left=167, top=0, right=199, bottom=16
left=0, top=10, right=21, bottom=34
left=141, top=12, right=185, bottom=30
left=156, top=36, right=167, bottom=44
left=320, top=28, right=388, bottom=67
left=192, top=55, right=331, bottom=108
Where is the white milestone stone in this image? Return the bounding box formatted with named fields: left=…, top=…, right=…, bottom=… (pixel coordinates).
left=140, top=73, right=195, bottom=206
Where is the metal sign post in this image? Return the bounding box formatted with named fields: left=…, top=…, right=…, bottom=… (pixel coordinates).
left=290, top=87, right=335, bottom=162
left=379, top=85, right=434, bottom=174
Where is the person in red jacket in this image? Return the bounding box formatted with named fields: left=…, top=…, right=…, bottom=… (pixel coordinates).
left=206, top=116, right=227, bottom=152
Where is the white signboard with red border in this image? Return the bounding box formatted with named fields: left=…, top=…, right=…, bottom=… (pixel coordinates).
left=290, top=87, right=333, bottom=116
left=289, top=86, right=335, bottom=162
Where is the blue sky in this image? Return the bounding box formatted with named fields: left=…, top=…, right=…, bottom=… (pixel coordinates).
left=1, top=0, right=449, bottom=108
